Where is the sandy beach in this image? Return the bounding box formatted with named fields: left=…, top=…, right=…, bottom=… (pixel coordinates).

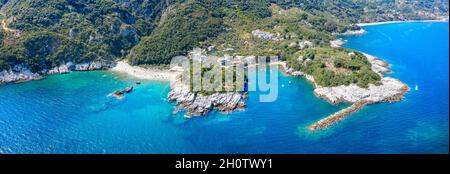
left=357, top=17, right=449, bottom=27
left=111, top=61, right=179, bottom=82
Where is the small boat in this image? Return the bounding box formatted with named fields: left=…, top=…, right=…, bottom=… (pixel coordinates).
left=415, top=84, right=419, bottom=91
left=136, top=81, right=142, bottom=85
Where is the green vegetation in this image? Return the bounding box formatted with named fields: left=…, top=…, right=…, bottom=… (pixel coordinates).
left=0, top=31, right=95, bottom=72
left=182, top=62, right=246, bottom=96
left=127, top=0, right=276, bottom=65
left=287, top=47, right=382, bottom=88
left=204, top=5, right=335, bottom=59
left=0, top=0, right=171, bottom=71
left=270, top=0, right=449, bottom=23
left=127, top=1, right=225, bottom=65
left=0, top=0, right=447, bottom=89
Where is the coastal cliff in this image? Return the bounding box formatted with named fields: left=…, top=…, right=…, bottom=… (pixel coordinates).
left=0, top=64, right=41, bottom=84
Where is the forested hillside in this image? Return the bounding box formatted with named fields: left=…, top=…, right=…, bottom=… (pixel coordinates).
left=0, top=0, right=448, bottom=71
left=271, top=0, right=449, bottom=23
left=0, top=0, right=174, bottom=71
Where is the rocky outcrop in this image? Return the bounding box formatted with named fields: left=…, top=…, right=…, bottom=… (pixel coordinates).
left=72, top=61, right=115, bottom=71
left=168, top=80, right=247, bottom=117
left=298, top=40, right=314, bottom=50
left=0, top=65, right=41, bottom=84
left=285, top=68, right=304, bottom=77
left=283, top=52, right=410, bottom=131
left=47, top=61, right=114, bottom=74
left=314, top=77, right=409, bottom=104
left=334, top=29, right=367, bottom=36
left=363, top=53, right=392, bottom=75
left=311, top=52, right=403, bottom=104
left=285, top=52, right=407, bottom=104
left=289, top=40, right=314, bottom=50
left=330, top=39, right=347, bottom=48
left=0, top=61, right=115, bottom=85
left=47, top=62, right=73, bottom=74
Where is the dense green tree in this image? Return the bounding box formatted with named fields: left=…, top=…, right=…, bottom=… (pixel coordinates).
left=0, top=0, right=447, bottom=73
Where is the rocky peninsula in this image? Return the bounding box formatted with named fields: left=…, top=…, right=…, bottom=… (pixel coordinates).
left=283, top=51, right=409, bottom=131
left=0, top=54, right=247, bottom=118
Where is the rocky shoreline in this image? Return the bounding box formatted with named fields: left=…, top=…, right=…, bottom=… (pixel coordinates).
left=282, top=52, right=410, bottom=131
left=314, top=77, right=409, bottom=104
left=0, top=57, right=246, bottom=118
left=168, top=78, right=247, bottom=117
left=356, top=17, right=449, bottom=27
left=309, top=84, right=410, bottom=131
left=1, top=51, right=409, bottom=127
left=0, top=61, right=115, bottom=85
left=334, top=29, right=367, bottom=36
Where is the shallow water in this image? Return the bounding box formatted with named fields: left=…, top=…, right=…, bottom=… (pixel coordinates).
left=0, top=22, right=448, bottom=154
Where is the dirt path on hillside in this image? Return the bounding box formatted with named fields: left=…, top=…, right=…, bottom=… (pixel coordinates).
left=1, top=13, right=19, bottom=34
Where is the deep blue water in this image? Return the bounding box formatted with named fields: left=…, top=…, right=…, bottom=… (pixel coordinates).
left=0, top=22, right=448, bottom=154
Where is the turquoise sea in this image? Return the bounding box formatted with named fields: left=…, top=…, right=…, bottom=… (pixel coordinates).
left=0, top=22, right=448, bottom=154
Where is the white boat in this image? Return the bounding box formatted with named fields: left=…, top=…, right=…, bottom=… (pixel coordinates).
left=415, top=84, right=419, bottom=91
